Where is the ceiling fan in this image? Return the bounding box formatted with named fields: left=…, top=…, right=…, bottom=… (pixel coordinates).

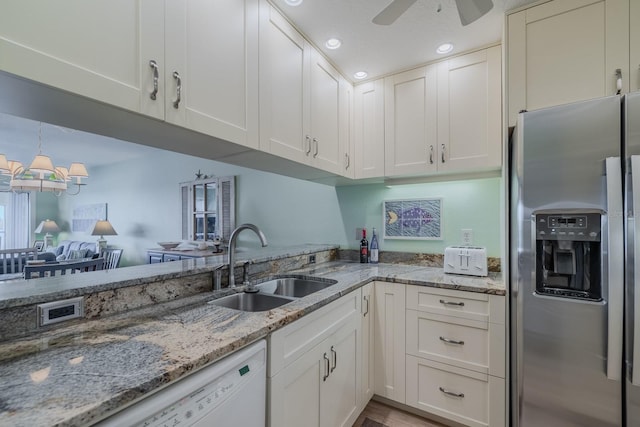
left=372, top=0, right=494, bottom=26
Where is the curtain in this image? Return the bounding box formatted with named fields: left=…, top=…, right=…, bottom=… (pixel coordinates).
left=7, top=192, right=30, bottom=249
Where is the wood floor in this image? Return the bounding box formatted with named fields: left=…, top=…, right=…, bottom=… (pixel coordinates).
left=353, top=400, right=447, bottom=427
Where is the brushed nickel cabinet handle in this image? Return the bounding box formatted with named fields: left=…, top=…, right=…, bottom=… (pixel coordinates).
left=616, top=68, right=622, bottom=95
left=313, top=138, right=319, bottom=158
left=429, top=145, right=434, bottom=164
left=345, top=153, right=350, bottom=169
left=441, top=143, right=446, bottom=163
left=305, top=135, right=312, bottom=155
left=330, top=345, right=337, bottom=372
left=172, top=71, right=182, bottom=109
left=439, top=299, right=464, bottom=307
left=439, top=336, right=464, bottom=345
left=439, top=386, right=464, bottom=398
left=363, top=295, right=369, bottom=317
left=323, top=353, right=330, bottom=381
left=149, top=60, right=159, bottom=100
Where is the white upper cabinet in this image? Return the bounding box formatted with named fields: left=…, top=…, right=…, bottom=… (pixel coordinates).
left=259, top=4, right=307, bottom=163
left=384, top=65, right=438, bottom=177
left=0, top=0, right=259, bottom=148
left=354, top=79, right=385, bottom=179
left=437, top=46, right=501, bottom=172
left=632, top=1, right=640, bottom=91
left=339, top=77, right=355, bottom=179
left=507, top=0, right=629, bottom=126
left=384, top=45, right=501, bottom=178
left=0, top=0, right=164, bottom=119
left=165, top=0, right=259, bottom=148
left=259, top=3, right=345, bottom=175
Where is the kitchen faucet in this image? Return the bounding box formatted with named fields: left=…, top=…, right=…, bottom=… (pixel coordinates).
left=228, top=224, right=268, bottom=288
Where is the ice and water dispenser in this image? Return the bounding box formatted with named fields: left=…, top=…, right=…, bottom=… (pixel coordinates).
left=534, top=211, right=602, bottom=301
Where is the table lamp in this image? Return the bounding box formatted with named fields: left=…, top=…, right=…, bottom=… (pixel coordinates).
left=34, top=219, right=60, bottom=248
left=90, top=220, right=118, bottom=253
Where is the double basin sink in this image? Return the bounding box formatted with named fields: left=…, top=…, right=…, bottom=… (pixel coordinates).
left=209, top=275, right=338, bottom=312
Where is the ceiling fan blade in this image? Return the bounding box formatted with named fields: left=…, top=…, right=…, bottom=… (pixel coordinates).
left=455, top=0, right=494, bottom=26
left=372, top=0, right=418, bottom=25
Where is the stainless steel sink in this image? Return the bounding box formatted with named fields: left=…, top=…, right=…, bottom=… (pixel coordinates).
left=256, top=276, right=338, bottom=298
left=208, top=292, right=294, bottom=312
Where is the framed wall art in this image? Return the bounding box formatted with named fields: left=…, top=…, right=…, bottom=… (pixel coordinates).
left=383, top=198, right=442, bottom=240
left=72, top=203, right=107, bottom=233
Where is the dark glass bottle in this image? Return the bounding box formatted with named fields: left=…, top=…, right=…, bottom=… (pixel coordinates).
left=370, top=227, right=379, bottom=264
left=360, top=228, right=369, bottom=263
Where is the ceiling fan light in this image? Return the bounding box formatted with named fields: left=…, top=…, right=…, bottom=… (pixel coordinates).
left=436, top=43, right=454, bottom=54
left=284, top=0, right=303, bottom=6
left=325, top=38, right=342, bottom=50
left=455, top=0, right=493, bottom=26
left=353, top=71, right=368, bottom=80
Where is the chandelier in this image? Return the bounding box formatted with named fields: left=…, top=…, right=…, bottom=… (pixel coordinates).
left=0, top=124, right=89, bottom=195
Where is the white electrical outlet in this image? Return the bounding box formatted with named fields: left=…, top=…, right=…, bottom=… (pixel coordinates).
left=462, top=229, right=473, bottom=246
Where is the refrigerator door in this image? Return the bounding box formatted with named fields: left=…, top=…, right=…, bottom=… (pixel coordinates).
left=511, top=96, right=622, bottom=426
left=624, top=91, right=640, bottom=426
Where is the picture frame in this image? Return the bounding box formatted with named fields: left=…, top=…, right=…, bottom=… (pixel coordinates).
left=383, top=198, right=443, bottom=240
left=34, top=240, right=45, bottom=252
left=72, top=203, right=108, bottom=233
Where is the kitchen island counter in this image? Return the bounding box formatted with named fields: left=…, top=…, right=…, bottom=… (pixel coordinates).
left=0, top=261, right=503, bottom=426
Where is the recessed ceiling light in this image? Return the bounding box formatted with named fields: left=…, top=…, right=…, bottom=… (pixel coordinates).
left=285, top=0, right=303, bottom=5
left=325, top=38, right=342, bottom=50
left=353, top=71, right=368, bottom=80
left=436, top=43, right=454, bottom=54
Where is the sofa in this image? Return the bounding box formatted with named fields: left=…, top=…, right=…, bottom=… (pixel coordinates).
left=46, top=240, right=98, bottom=261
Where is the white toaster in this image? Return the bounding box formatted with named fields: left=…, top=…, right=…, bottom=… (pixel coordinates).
left=444, top=246, right=488, bottom=277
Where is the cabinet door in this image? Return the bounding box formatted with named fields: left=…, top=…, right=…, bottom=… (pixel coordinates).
left=307, top=48, right=342, bottom=174
left=631, top=0, right=640, bottom=91
left=360, top=282, right=375, bottom=404
left=322, top=314, right=360, bottom=427
left=269, top=340, right=324, bottom=427
left=385, top=65, right=438, bottom=177
left=259, top=4, right=307, bottom=162
left=354, top=80, right=385, bottom=179
left=507, top=0, right=629, bottom=126
left=438, top=46, right=501, bottom=172
left=164, top=0, right=259, bottom=148
left=374, top=281, right=406, bottom=403
left=0, top=0, right=164, bottom=119
left=339, top=77, right=355, bottom=178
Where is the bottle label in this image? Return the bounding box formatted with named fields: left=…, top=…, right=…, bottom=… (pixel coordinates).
left=370, top=249, right=379, bottom=263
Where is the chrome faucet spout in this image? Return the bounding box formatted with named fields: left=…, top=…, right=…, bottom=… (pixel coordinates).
left=228, top=224, right=268, bottom=288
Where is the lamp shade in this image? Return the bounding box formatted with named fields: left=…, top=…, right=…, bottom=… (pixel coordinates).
left=0, top=154, right=9, bottom=173
left=90, top=220, right=117, bottom=237
left=29, top=154, right=55, bottom=174
left=68, top=162, right=89, bottom=178
left=34, top=219, right=60, bottom=234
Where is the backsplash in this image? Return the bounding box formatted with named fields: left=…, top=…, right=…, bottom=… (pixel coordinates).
left=338, top=249, right=501, bottom=272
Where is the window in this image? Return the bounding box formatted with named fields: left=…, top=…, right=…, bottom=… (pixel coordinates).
left=181, top=176, right=235, bottom=243
left=0, top=192, right=30, bottom=249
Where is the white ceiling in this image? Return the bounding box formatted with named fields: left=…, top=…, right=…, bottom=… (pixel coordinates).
left=270, top=0, right=537, bottom=81
left=0, top=0, right=539, bottom=167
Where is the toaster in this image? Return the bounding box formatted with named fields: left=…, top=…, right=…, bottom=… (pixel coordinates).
left=444, top=246, right=488, bottom=277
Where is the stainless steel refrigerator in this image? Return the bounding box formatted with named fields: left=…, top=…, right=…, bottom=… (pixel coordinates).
left=510, top=95, right=626, bottom=426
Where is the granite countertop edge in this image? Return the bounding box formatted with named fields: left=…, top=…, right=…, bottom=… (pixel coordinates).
left=0, top=261, right=504, bottom=427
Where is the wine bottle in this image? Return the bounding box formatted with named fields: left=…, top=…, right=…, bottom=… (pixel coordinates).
left=370, top=227, right=379, bottom=264
left=360, top=228, right=369, bottom=263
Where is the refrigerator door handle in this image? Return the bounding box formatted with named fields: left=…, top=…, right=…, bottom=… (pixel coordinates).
left=631, top=155, right=640, bottom=385
left=606, top=156, right=624, bottom=381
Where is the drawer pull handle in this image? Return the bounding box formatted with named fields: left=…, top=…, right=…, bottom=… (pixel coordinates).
left=439, top=299, right=464, bottom=307
left=323, top=353, right=330, bottom=381
left=172, top=71, right=182, bottom=109
left=363, top=295, right=370, bottom=317
left=440, top=336, right=464, bottom=345
left=439, top=387, right=464, bottom=398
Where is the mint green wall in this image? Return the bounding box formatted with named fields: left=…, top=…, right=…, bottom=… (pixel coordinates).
left=335, top=178, right=501, bottom=257
left=40, top=146, right=501, bottom=265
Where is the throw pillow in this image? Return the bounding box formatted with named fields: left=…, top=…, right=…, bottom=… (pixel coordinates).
left=67, top=249, right=87, bottom=260
left=56, top=254, right=66, bottom=261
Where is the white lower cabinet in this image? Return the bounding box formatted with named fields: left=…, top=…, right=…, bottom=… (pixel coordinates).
left=406, top=355, right=505, bottom=427
left=268, top=289, right=361, bottom=427
left=360, top=282, right=375, bottom=404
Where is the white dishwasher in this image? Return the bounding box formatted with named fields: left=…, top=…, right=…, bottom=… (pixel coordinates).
left=97, top=339, right=266, bottom=427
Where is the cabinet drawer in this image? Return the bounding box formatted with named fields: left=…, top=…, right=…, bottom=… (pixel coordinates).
left=407, top=286, right=503, bottom=323
left=406, top=310, right=488, bottom=374
left=406, top=355, right=505, bottom=427
left=269, top=289, right=360, bottom=377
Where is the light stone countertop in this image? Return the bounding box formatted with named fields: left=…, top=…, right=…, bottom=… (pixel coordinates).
left=0, top=260, right=504, bottom=427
